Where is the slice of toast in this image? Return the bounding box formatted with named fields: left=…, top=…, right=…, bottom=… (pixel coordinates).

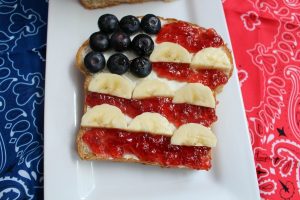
left=76, top=16, right=233, bottom=170
left=80, top=0, right=169, bottom=9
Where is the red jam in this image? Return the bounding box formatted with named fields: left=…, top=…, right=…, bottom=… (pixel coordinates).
left=156, top=21, right=224, bottom=53
left=86, top=92, right=217, bottom=127
left=152, top=62, right=228, bottom=90
left=82, top=128, right=212, bottom=170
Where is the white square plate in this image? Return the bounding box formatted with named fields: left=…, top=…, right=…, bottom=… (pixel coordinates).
left=44, top=0, right=260, bottom=199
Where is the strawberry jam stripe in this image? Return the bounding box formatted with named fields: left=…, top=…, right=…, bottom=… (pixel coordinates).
left=82, top=128, right=212, bottom=170
left=152, top=62, right=228, bottom=90
left=86, top=92, right=217, bottom=127
left=156, top=21, right=224, bottom=53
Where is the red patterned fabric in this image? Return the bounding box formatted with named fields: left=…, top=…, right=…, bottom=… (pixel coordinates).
left=223, top=0, right=300, bottom=199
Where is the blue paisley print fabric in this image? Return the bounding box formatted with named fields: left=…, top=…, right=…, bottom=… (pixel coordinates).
left=0, top=0, right=48, bottom=199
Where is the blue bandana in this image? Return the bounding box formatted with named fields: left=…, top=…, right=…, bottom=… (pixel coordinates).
left=0, top=0, right=48, bottom=199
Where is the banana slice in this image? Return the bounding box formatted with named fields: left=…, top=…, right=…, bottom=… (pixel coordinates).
left=81, top=104, right=127, bottom=129
left=132, top=79, right=174, bottom=99
left=88, top=73, right=134, bottom=99
left=171, top=123, right=217, bottom=147
left=150, top=42, right=192, bottom=63
left=191, top=47, right=231, bottom=72
left=172, top=83, right=215, bottom=108
left=128, top=112, right=174, bottom=136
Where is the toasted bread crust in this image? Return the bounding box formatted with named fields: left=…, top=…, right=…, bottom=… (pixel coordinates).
left=80, top=0, right=170, bottom=9
left=76, top=17, right=232, bottom=169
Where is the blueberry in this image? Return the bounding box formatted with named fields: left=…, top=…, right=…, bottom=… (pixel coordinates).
left=98, top=14, right=119, bottom=33
left=130, top=57, right=152, bottom=78
left=110, top=32, right=131, bottom=51
left=119, top=15, right=140, bottom=34
left=84, top=51, right=106, bottom=73
left=89, top=32, right=109, bottom=52
left=141, top=14, right=161, bottom=34
left=132, top=34, right=154, bottom=56
left=107, top=53, right=129, bottom=75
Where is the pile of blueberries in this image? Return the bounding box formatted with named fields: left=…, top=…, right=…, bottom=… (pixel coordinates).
left=84, top=14, right=161, bottom=78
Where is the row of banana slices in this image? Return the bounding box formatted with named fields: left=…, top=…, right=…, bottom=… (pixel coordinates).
left=81, top=104, right=217, bottom=147
left=150, top=42, right=232, bottom=74
left=88, top=73, right=216, bottom=108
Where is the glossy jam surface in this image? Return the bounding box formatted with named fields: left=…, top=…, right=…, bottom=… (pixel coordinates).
left=82, top=128, right=211, bottom=170
left=86, top=92, right=217, bottom=127
left=152, top=62, right=228, bottom=90
left=156, top=21, right=224, bottom=53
